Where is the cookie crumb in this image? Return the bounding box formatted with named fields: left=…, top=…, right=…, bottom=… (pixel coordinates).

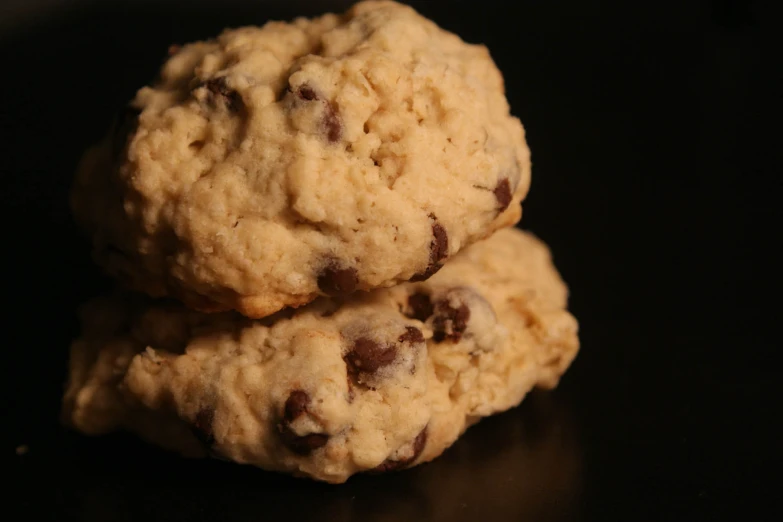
left=15, top=445, right=28, bottom=456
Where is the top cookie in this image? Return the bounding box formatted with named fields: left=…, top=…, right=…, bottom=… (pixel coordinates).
left=72, top=2, right=530, bottom=317
left=72, top=0, right=530, bottom=318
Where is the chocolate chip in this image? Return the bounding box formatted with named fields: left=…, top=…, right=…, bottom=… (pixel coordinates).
left=203, top=77, right=243, bottom=112
left=284, top=390, right=310, bottom=422
left=167, top=44, right=181, bottom=56
left=411, top=217, right=448, bottom=281
left=323, top=104, right=342, bottom=143
left=111, top=105, right=141, bottom=160
left=317, top=262, right=358, bottom=296
left=278, top=426, right=329, bottom=455
left=410, top=265, right=441, bottom=282
left=293, top=84, right=342, bottom=142
left=345, top=338, right=398, bottom=375
left=493, top=178, right=512, bottom=211
left=432, top=299, right=471, bottom=343
left=398, top=326, right=424, bottom=344
left=277, top=390, right=329, bottom=455
left=191, top=408, right=215, bottom=446
left=373, top=427, right=428, bottom=472
left=297, top=85, right=318, bottom=101
left=431, top=222, right=448, bottom=261
left=411, top=426, right=428, bottom=455
left=406, top=293, right=434, bottom=322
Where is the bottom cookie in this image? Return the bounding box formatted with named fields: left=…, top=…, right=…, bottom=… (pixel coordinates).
left=62, top=228, right=579, bottom=483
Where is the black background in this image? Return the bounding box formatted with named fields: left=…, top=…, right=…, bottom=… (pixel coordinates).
left=2, top=1, right=779, bottom=520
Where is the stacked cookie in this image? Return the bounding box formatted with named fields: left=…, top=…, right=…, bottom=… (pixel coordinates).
left=63, top=0, right=579, bottom=483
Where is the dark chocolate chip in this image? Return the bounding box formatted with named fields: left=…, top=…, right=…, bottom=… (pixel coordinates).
left=411, top=216, right=448, bottom=281
left=191, top=408, right=215, bottom=446
left=406, top=293, right=434, bottom=322
left=317, top=262, right=358, bottom=296
left=284, top=390, right=310, bottom=422
left=278, top=425, right=329, bottom=455
left=431, top=222, right=448, bottom=262
left=345, top=338, right=398, bottom=375
left=432, top=299, right=471, bottom=343
left=493, top=178, right=512, bottom=211
left=277, top=390, right=329, bottom=454
left=323, top=103, right=342, bottom=143
left=398, top=326, right=424, bottom=344
left=203, top=77, right=243, bottom=112
left=410, top=262, right=443, bottom=282
left=411, top=426, right=428, bottom=455
left=372, top=427, right=428, bottom=472
left=297, top=85, right=319, bottom=101
left=111, top=105, right=141, bottom=160
left=291, top=84, right=342, bottom=142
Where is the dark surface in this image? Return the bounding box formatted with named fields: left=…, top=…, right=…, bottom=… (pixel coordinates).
left=2, top=1, right=779, bottom=520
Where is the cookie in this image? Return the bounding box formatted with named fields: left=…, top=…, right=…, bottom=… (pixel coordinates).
left=63, top=228, right=577, bottom=483
left=71, top=0, right=531, bottom=318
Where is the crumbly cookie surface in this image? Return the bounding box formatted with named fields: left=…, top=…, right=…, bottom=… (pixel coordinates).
left=71, top=0, right=531, bottom=317
left=63, top=229, right=578, bottom=483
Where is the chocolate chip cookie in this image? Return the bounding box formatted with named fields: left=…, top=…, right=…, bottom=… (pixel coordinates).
left=63, top=229, right=578, bottom=483
left=71, top=0, right=531, bottom=318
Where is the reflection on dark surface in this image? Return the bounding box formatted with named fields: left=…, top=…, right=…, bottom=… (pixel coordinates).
left=18, top=391, right=580, bottom=522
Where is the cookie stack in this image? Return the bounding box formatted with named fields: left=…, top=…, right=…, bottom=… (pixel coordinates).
left=63, top=0, right=579, bottom=483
